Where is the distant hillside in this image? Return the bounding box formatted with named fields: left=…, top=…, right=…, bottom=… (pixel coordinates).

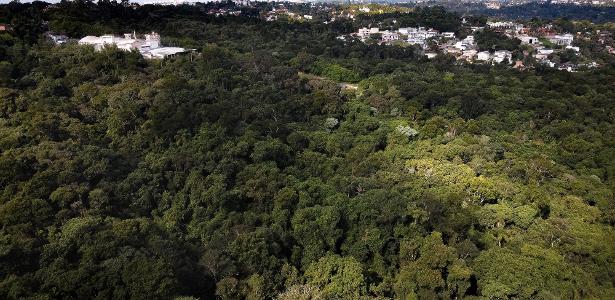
left=481, top=3, right=615, bottom=23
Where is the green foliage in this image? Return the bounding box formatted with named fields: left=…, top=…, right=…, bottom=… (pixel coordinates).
left=292, top=206, right=342, bottom=265
left=305, top=255, right=366, bottom=299
left=395, top=232, right=472, bottom=299
left=0, top=2, right=614, bottom=299
left=475, top=29, right=521, bottom=52
left=474, top=245, right=587, bottom=299
left=313, top=61, right=361, bottom=83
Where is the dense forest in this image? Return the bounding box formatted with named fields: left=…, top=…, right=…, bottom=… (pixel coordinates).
left=1, top=1, right=615, bottom=299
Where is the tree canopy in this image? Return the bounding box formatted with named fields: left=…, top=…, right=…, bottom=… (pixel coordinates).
left=1, top=1, right=615, bottom=299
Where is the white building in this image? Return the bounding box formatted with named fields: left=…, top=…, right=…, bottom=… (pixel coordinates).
left=518, top=35, right=540, bottom=45
left=442, top=32, right=456, bottom=39
left=399, top=27, right=438, bottom=38
left=145, top=47, right=191, bottom=59
left=537, top=48, right=554, bottom=55
left=407, top=37, right=426, bottom=47
left=476, top=51, right=491, bottom=61
left=79, top=32, right=145, bottom=51
left=78, top=32, right=191, bottom=59
left=566, top=45, right=580, bottom=52
left=140, top=0, right=189, bottom=4
left=535, top=48, right=554, bottom=60
left=398, top=27, right=414, bottom=35
left=382, top=31, right=400, bottom=42
left=493, top=50, right=512, bottom=64
left=357, top=27, right=370, bottom=39
left=548, top=34, right=574, bottom=46
left=398, top=27, right=441, bottom=49
left=46, top=32, right=69, bottom=45
left=454, top=36, right=475, bottom=51
left=487, top=21, right=522, bottom=32
left=459, top=50, right=478, bottom=61
left=425, top=29, right=439, bottom=39
left=486, top=2, right=501, bottom=9
left=487, top=21, right=513, bottom=28
left=357, top=27, right=379, bottom=39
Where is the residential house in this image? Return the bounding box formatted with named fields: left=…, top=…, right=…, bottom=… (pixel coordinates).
left=407, top=36, right=426, bottom=47
left=459, top=50, right=478, bottom=62
left=400, top=27, right=433, bottom=48
left=566, top=45, right=580, bottom=52
left=357, top=27, right=370, bottom=39
left=400, top=27, right=438, bottom=38
left=398, top=27, right=416, bottom=35
left=487, top=21, right=522, bottom=33
left=454, top=36, right=475, bottom=51
left=535, top=48, right=554, bottom=60
left=441, top=32, right=455, bottom=39
left=534, top=26, right=556, bottom=36
left=476, top=51, right=491, bottom=61
left=558, top=62, right=577, bottom=72
left=45, top=32, right=69, bottom=45
left=382, top=31, right=399, bottom=43
left=541, top=60, right=556, bottom=68
left=513, top=60, right=525, bottom=69
left=487, top=21, right=515, bottom=29
left=493, top=50, right=512, bottom=64
left=443, top=46, right=462, bottom=56
left=486, top=2, right=501, bottom=9
left=517, top=35, right=540, bottom=45
left=548, top=34, right=574, bottom=46
left=425, top=29, right=439, bottom=39
left=358, top=27, right=379, bottom=40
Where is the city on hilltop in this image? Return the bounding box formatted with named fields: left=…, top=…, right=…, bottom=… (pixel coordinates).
left=341, top=19, right=590, bottom=71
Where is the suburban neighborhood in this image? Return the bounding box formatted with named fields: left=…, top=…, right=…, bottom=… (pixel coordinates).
left=339, top=16, right=600, bottom=71
left=27, top=1, right=615, bottom=71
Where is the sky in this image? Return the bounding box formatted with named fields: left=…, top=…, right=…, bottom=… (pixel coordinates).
left=0, top=0, right=227, bottom=4
left=0, top=0, right=290, bottom=3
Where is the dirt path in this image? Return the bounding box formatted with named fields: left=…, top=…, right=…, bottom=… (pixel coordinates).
left=298, top=72, right=358, bottom=90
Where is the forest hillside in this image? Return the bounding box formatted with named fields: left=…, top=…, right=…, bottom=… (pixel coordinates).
left=1, top=1, right=615, bottom=299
